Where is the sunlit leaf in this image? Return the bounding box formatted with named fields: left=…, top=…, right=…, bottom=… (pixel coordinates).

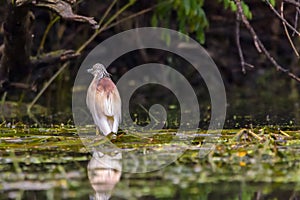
left=183, top=0, right=191, bottom=15
left=241, top=1, right=252, bottom=20
left=151, top=14, right=158, bottom=27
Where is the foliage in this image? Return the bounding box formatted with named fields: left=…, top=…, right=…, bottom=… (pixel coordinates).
left=265, top=0, right=276, bottom=6
left=151, top=0, right=209, bottom=43
left=151, top=0, right=256, bottom=43
left=219, top=0, right=253, bottom=19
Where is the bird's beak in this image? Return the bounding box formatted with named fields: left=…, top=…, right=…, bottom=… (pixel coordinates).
left=87, top=68, right=93, bottom=74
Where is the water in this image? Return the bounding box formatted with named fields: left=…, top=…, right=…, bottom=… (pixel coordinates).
left=0, top=127, right=299, bottom=199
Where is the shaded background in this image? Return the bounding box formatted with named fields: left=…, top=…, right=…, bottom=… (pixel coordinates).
left=0, top=0, right=299, bottom=127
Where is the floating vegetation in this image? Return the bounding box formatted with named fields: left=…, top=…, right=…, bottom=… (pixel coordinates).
left=0, top=125, right=299, bottom=199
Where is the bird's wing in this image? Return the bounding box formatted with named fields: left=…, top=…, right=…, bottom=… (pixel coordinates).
left=95, top=78, right=122, bottom=119
left=96, top=89, right=121, bottom=117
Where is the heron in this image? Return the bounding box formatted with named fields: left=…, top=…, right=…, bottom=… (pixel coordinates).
left=86, top=63, right=121, bottom=136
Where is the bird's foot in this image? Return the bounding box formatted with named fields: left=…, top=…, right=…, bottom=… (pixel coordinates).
left=107, top=132, right=117, bottom=140
left=107, top=132, right=125, bottom=142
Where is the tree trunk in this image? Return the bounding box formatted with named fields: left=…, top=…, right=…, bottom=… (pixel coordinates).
left=0, top=2, right=32, bottom=90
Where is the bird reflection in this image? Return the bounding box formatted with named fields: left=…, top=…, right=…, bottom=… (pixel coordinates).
left=88, top=150, right=122, bottom=200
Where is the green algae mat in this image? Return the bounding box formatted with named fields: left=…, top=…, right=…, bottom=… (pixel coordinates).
left=0, top=124, right=299, bottom=199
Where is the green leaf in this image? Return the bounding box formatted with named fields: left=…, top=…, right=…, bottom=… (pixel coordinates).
left=151, top=14, right=158, bottom=27
left=270, top=0, right=276, bottom=6
left=224, top=0, right=230, bottom=9
left=129, top=0, right=136, bottom=5
left=183, top=0, right=191, bottom=15
left=179, top=16, right=186, bottom=33
left=191, top=0, right=197, bottom=15
left=196, top=29, right=205, bottom=44
left=173, top=0, right=180, bottom=8
left=197, top=7, right=208, bottom=28
left=198, top=0, right=204, bottom=7
left=230, top=1, right=237, bottom=12
left=203, top=15, right=209, bottom=28
left=241, top=1, right=252, bottom=19
left=197, top=6, right=205, bottom=17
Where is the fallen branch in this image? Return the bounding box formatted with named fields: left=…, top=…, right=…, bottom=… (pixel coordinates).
left=9, top=82, right=36, bottom=92
left=248, top=130, right=263, bottom=141
left=31, top=49, right=80, bottom=69
left=15, top=0, right=76, bottom=6
left=15, top=0, right=98, bottom=28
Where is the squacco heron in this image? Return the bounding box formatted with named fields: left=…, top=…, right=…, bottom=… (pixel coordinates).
left=86, top=63, right=121, bottom=136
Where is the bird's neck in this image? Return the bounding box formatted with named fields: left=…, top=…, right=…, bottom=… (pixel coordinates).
left=95, top=74, right=110, bottom=80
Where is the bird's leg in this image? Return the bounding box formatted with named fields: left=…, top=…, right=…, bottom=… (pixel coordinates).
left=112, top=116, right=119, bottom=134
left=96, top=126, right=100, bottom=135
left=97, top=117, right=113, bottom=136
left=107, top=132, right=118, bottom=141
left=108, top=129, right=125, bottom=142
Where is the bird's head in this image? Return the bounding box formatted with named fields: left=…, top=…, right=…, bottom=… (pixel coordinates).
left=87, top=63, right=110, bottom=79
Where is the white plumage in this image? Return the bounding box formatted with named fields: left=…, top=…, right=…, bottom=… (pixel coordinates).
left=86, top=63, right=121, bottom=136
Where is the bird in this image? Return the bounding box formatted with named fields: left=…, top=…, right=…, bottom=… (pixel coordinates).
left=86, top=63, right=121, bottom=136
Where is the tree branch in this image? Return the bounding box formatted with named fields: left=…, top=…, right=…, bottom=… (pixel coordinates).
left=0, top=44, right=4, bottom=57
left=292, top=2, right=300, bottom=36
left=280, top=2, right=299, bottom=57
left=235, top=11, right=254, bottom=73
left=284, top=0, right=300, bottom=7
left=9, top=82, right=37, bottom=92
left=31, top=49, right=80, bottom=69
left=0, top=3, right=32, bottom=89
left=265, top=0, right=300, bottom=36
left=15, top=0, right=98, bottom=28
left=234, top=0, right=300, bottom=82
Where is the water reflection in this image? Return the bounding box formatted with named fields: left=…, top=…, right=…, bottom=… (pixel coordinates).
left=80, top=127, right=192, bottom=173
left=88, top=151, right=122, bottom=200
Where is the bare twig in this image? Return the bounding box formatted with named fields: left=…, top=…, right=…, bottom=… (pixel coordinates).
left=280, top=2, right=299, bottom=57
left=101, top=6, right=155, bottom=32
left=27, top=61, right=70, bottom=113
left=97, top=0, right=118, bottom=29
left=9, top=82, right=36, bottom=91
left=279, top=130, right=291, bottom=137
left=38, top=16, right=60, bottom=54
left=234, top=0, right=300, bottom=82
left=0, top=44, right=4, bottom=57
left=77, top=0, right=137, bottom=53
left=248, top=130, right=263, bottom=140
left=235, top=12, right=254, bottom=73
left=265, top=0, right=300, bottom=36
left=292, top=5, right=300, bottom=36
left=284, top=0, right=300, bottom=7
